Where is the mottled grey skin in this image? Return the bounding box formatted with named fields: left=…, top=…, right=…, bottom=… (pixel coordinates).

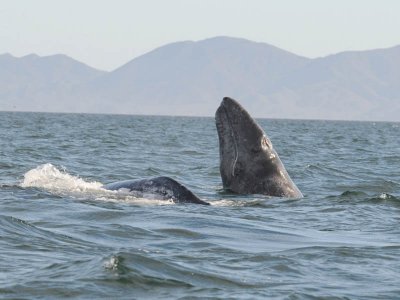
left=104, top=176, right=209, bottom=205
left=215, top=97, right=303, bottom=198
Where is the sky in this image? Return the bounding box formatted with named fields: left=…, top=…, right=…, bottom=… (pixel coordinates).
left=1, top=0, right=400, bottom=71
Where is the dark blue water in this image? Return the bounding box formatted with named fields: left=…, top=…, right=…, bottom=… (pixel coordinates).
left=1, top=112, right=399, bottom=299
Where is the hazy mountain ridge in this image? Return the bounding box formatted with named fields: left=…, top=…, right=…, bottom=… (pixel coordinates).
left=1, top=37, right=399, bottom=121
left=0, top=53, right=106, bottom=111
left=268, top=45, right=400, bottom=120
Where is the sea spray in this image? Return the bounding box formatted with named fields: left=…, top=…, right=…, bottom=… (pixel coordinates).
left=21, top=163, right=103, bottom=194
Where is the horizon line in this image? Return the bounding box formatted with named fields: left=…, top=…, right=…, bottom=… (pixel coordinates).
left=1, top=108, right=398, bottom=124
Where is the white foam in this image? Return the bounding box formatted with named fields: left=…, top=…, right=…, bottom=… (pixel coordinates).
left=211, top=199, right=256, bottom=207
left=104, top=256, right=120, bottom=270
left=21, top=163, right=103, bottom=193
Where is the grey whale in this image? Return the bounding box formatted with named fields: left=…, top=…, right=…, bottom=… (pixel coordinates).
left=103, top=97, right=302, bottom=204
left=216, top=97, right=303, bottom=198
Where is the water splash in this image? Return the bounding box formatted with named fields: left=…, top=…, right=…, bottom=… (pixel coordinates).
left=20, top=163, right=103, bottom=193
left=19, top=163, right=174, bottom=205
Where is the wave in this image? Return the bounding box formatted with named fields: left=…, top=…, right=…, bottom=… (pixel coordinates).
left=102, top=251, right=260, bottom=289
left=0, top=214, right=94, bottom=252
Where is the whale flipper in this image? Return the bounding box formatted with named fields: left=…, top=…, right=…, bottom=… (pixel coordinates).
left=104, top=176, right=209, bottom=205
left=215, top=97, right=303, bottom=198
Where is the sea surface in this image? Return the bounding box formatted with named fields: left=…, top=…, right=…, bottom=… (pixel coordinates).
left=0, top=111, right=399, bottom=299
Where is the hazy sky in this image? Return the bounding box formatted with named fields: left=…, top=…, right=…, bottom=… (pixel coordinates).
left=1, top=0, right=399, bottom=71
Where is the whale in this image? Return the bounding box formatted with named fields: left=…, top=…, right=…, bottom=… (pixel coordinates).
left=103, top=96, right=302, bottom=203
left=215, top=97, right=303, bottom=198
left=103, top=176, right=210, bottom=205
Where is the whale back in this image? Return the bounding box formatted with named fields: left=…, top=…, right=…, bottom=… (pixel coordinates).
left=104, top=176, right=209, bottom=205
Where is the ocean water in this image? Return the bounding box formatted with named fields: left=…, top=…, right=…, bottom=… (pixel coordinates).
left=0, top=111, right=399, bottom=299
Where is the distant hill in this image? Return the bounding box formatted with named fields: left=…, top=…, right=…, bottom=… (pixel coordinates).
left=263, top=45, right=400, bottom=120
left=0, top=53, right=105, bottom=111
left=1, top=37, right=399, bottom=121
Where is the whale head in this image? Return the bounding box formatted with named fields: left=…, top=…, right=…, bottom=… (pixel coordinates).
left=215, top=97, right=302, bottom=198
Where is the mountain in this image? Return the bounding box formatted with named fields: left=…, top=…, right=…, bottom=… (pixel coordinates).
left=0, top=53, right=106, bottom=111
left=263, top=45, right=400, bottom=120
left=75, top=36, right=309, bottom=115
left=1, top=37, right=399, bottom=121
